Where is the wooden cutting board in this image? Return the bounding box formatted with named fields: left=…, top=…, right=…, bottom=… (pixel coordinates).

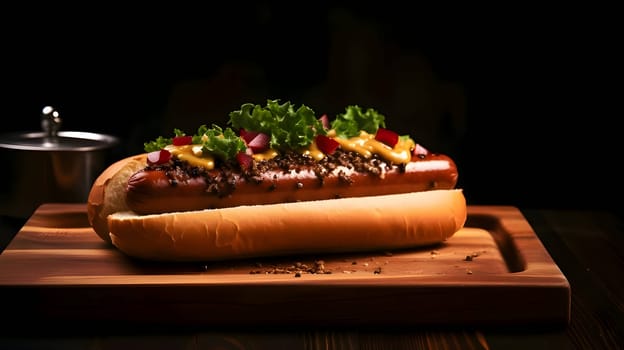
left=0, top=203, right=570, bottom=329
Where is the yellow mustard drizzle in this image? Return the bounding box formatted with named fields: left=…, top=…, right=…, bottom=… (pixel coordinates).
left=252, top=149, right=279, bottom=161
left=299, top=141, right=325, bottom=161
left=166, top=129, right=414, bottom=167
left=165, top=144, right=215, bottom=169
left=330, top=131, right=414, bottom=164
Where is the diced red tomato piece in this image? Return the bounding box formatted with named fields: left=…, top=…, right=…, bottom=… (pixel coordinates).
left=172, top=135, right=193, bottom=146
left=239, top=129, right=270, bottom=153
left=375, top=127, right=399, bottom=148
left=239, top=128, right=256, bottom=142
left=315, top=134, right=340, bottom=155
left=412, top=143, right=429, bottom=157
left=236, top=151, right=254, bottom=171
left=318, top=114, right=330, bottom=130
left=147, top=149, right=171, bottom=165
left=247, top=132, right=270, bottom=153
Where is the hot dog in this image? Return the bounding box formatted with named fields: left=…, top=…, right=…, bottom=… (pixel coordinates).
left=125, top=150, right=458, bottom=215
left=87, top=100, right=467, bottom=261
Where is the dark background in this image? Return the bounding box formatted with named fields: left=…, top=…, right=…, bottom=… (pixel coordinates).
left=3, top=3, right=620, bottom=211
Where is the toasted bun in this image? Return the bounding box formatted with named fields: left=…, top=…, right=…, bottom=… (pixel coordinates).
left=87, top=154, right=147, bottom=243
left=108, top=189, right=467, bottom=261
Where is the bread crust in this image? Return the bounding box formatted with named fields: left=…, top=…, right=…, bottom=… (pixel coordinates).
left=108, top=189, right=467, bottom=261
left=87, top=154, right=147, bottom=243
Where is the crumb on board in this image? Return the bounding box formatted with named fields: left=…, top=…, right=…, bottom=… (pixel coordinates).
left=464, top=250, right=487, bottom=261
left=244, top=255, right=388, bottom=276
left=248, top=260, right=332, bottom=275
left=202, top=250, right=405, bottom=277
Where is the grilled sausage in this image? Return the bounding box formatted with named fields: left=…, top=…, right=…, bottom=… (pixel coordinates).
left=125, top=150, right=458, bottom=215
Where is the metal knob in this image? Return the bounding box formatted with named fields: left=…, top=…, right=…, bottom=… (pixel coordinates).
left=41, top=105, right=62, bottom=139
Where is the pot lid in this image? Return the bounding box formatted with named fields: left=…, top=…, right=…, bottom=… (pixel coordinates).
left=0, top=106, right=119, bottom=151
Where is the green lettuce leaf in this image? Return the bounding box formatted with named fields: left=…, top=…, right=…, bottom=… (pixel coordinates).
left=144, top=124, right=246, bottom=161
left=228, top=99, right=325, bottom=150
left=197, top=124, right=247, bottom=160
left=331, top=105, right=386, bottom=139
left=144, top=101, right=392, bottom=162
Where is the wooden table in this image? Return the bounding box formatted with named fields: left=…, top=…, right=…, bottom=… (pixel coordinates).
left=0, top=205, right=622, bottom=349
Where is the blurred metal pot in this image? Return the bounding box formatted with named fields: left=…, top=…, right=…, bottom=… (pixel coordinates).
left=0, top=106, right=120, bottom=218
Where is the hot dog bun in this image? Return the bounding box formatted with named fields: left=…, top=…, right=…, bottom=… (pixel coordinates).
left=87, top=153, right=148, bottom=243
left=108, top=189, right=466, bottom=262
left=87, top=153, right=467, bottom=258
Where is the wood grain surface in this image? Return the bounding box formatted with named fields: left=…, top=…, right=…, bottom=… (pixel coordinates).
left=0, top=204, right=570, bottom=332
left=4, top=207, right=623, bottom=349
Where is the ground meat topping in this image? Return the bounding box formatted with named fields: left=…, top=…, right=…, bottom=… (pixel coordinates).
left=144, top=149, right=395, bottom=197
